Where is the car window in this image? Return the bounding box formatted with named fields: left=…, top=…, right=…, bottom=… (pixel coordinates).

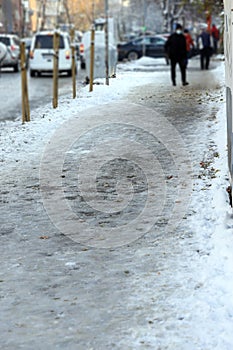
left=13, top=38, right=20, bottom=46
left=144, top=37, right=151, bottom=45
left=0, top=37, right=10, bottom=46
left=133, top=37, right=150, bottom=45
left=34, top=35, right=65, bottom=49
left=133, top=38, right=143, bottom=45
left=150, top=38, right=165, bottom=46
left=154, top=38, right=166, bottom=45
left=150, top=37, right=158, bottom=44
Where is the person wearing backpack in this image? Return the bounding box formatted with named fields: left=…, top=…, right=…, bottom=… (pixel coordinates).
left=198, top=25, right=214, bottom=70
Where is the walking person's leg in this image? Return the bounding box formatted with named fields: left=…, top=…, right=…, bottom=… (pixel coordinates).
left=170, top=59, right=176, bottom=86
left=205, top=53, right=210, bottom=69
left=179, top=60, right=188, bottom=86
left=213, top=39, right=217, bottom=54
left=205, top=48, right=211, bottom=69
left=200, top=49, right=204, bottom=70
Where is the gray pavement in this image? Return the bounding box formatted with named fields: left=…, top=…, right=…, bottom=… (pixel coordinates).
left=0, top=58, right=227, bottom=349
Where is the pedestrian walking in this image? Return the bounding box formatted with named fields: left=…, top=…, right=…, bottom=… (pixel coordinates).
left=165, top=24, right=189, bottom=86
left=198, top=26, right=213, bottom=70
left=211, top=24, right=220, bottom=54
left=184, top=29, right=194, bottom=67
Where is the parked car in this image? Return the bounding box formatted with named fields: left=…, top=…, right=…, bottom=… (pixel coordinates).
left=29, top=31, right=73, bottom=77
left=117, top=35, right=168, bottom=62
left=0, top=34, right=20, bottom=72
left=78, top=41, right=86, bottom=69
left=0, top=42, right=7, bottom=63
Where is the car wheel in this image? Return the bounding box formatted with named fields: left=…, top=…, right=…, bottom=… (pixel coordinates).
left=81, top=61, right=86, bottom=69
left=67, top=69, right=72, bottom=77
left=13, top=62, right=19, bottom=72
left=127, top=51, right=139, bottom=61
left=30, top=69, right=35, bottom=77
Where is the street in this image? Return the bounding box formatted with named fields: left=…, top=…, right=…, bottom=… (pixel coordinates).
left=0, top=64, right=86, bottom=122
left=0, top=56, right=231, bottom=349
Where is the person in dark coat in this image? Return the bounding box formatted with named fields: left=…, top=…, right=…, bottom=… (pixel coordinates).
left=165, top=23, right=188, bottom=86
left=198, top=26, right=213, bottom=70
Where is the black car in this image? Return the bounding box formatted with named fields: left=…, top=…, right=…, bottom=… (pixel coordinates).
left=117, top=35, right=168, bottom=62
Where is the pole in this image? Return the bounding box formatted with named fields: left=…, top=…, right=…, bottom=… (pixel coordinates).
left=70, top=27, right=76, bottom=98
left=89, top=26, right=95, bottom=92
left=142, top=0, right=146, bottom=56
left=20, top=41, right=30, bottom=123
left=167, top=0, right=172, bottom=33
left=206, top=10, right=212, bottom=32
left=56, top=0, right=61, bottom=28
left=41, top=0, right=47, bottom=30
left=105, top=0, right=109, bottom=85
left=53, top=31, right=59, bottom=108
left=21, top=42, right=26, bottom=123
left=21, top=1, right=25, bottom=38
left=89, top=0, right=95, bottom=92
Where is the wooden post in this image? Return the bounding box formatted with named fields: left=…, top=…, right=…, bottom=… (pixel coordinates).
left=53, top=31, right=60, bottom=109
left=89, top=26, right=95, bottom=92
left=70, top=27, right=76, bottom=99
left=20, top=41, right=30, bottom=123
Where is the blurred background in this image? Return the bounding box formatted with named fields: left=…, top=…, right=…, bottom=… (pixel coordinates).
left=0, top=0, right=224, bottom=41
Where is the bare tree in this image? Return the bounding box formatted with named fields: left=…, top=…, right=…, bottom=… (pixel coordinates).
left=157, top=0, right=184, bottom=33
left=63, top=0, right=71, bottom=25
left=181, top=0, right=223, bottom=17
left=40, top=0, right=47, bottom=30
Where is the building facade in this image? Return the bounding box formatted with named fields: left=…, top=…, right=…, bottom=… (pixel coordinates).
left=29, top=0, right=66, bottom=33
left=0, top=0, right=33, bottom=36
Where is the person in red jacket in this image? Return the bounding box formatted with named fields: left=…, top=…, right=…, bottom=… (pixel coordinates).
left=211, top=24, right=220, bottom=54
left=184, top=29, right=194, bottom=67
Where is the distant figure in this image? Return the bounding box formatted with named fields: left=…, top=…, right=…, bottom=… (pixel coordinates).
left=165, top=23, right=188, bottom=86
left=184, top=29, right=194, bottom=67
left=198, top=26, right=213, bottom=70
left=211, top=24, right=220, bottom=54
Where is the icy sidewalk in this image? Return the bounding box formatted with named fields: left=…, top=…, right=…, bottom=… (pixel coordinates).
left=1, top=57, right=233, bottom=349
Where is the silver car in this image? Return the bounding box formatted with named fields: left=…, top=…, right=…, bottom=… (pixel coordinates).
left=0, top=34, right=20, bottom=72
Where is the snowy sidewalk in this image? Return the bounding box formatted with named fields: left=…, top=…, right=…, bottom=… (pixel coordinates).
left=1, top=57, right=233, bottom=349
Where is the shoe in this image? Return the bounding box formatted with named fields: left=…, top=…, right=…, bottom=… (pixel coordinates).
left=173, top=82, right=176, bottom=86
left=182, top=82, right=189, bottom=86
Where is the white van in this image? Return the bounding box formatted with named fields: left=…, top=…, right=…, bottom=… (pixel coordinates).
left=29, top=31, right=72, bottom=77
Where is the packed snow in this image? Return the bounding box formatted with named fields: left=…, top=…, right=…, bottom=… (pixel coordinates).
left=1, top=56, right=233, bottom=349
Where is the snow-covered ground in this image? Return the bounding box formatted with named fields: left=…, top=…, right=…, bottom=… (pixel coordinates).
left=1, top=56, right=233, bottom=349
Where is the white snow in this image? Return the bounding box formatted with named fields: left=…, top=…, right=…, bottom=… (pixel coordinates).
left=1, top=56, right=233, bottom=348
